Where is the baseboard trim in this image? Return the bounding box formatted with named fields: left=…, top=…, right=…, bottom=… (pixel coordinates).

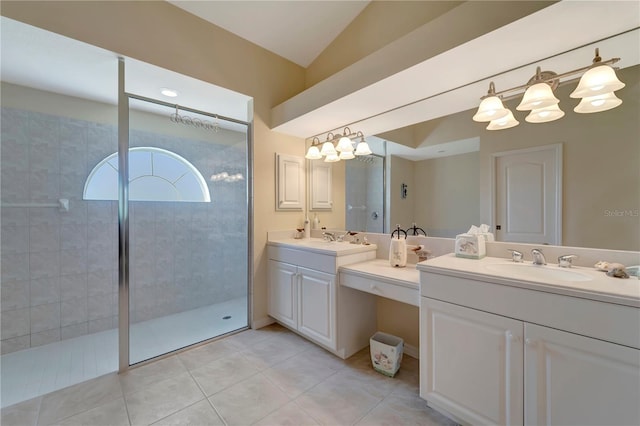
left=252, top=316, right=276, bottom=329
left=404, top=343, right=419, bottom=359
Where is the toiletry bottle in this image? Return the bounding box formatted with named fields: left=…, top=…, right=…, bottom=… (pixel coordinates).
left=304, top=215, right=310, bottom=238
left=312, top=214, right=319, bottom=230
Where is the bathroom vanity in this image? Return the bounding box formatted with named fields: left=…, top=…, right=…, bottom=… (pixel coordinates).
left=418, top=254, right=640, bottom=426
left=267, top=237, right=378, bottom=358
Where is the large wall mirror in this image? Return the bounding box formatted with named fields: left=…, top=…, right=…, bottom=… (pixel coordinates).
left=378, top=64, right=639, bottom=251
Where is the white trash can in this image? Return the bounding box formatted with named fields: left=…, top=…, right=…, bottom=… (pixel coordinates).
left=370, top=332, right=404, bottom=377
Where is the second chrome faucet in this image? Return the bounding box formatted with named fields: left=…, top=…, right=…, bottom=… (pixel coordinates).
left=531, top=248, right=547, bottom=265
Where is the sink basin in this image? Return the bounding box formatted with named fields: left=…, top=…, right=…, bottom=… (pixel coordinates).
left=485, top=263, right=593, bottom=282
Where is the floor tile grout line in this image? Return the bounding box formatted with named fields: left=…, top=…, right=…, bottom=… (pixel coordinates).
left=117, top=371, right=134, bottom=426
left=33, top=395, right=44, bottom=426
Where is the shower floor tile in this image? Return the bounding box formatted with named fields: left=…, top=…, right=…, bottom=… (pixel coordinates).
left=0, top=297, right=247, bottom=408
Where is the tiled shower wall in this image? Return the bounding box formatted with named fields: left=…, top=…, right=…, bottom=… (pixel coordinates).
left=1, top=107, right=247, bottom=354
left=345, top=157, right=384, bottom=233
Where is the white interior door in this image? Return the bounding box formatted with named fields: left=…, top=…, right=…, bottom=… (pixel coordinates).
left=494, top=144, right=562, bottom=245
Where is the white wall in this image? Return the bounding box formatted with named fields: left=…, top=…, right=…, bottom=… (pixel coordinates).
left=413, top=151, right=480, bottom=238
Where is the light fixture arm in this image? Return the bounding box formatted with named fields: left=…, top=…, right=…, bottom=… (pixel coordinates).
left=481, top=51, right=620, bottom=100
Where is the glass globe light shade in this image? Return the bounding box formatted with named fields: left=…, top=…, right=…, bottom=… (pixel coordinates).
left=320, top=141, right=337, bottom=157
left=336, top=136, right=354, bottom=152
left=574, top=92, right=622, bottom=113
left=472, top=96, right=509, bottom=122
left=354, top=141, right=372, bottom=155
left=517, top=83, right=559, bottom=111
left=486, top=110, right=519, bottom=130
left=324, top=153, right=340, bottom=163
left=570, top=65, right=625, bottom=98
left=339, top=151, right=355, bottom=160
left=525, top=104, right=565, bottom=123
left=305, top=145, right=322, bottom=160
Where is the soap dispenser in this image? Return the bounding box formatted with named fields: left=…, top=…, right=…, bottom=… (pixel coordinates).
left=304, top=215, right=311, bottom=239
left=389, top=225, right=408, bottom=268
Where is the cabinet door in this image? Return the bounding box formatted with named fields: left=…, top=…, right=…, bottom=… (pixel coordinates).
left=525, top=323, right=640, bottom=426
left=268, top=260, right=297, bottom=329
left=276, top=153, right=305, bottom=210
left=309, top=161, right=332, bottom=210
left=297, top=266, right=336, bottom=350
left=420, top=297, right=523, bottom=425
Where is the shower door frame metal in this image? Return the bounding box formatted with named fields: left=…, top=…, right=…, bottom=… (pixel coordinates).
left=117, top=58, right=253, bottom=372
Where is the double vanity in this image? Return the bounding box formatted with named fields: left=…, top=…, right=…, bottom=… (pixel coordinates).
left=267, top=235, right=640, bottom=425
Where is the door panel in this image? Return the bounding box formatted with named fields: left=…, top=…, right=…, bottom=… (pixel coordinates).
left=495, top=145, right=561, bottom=244
left=421, top=297, right=524, bottom=425
left=268, top=260, right=297, bottom=329
left=525, top=323, right=640, bottom=426
left=297, top=266, right=335, bottom=349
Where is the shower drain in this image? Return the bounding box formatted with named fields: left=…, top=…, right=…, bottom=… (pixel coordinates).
left=222, top=315, right=232, bottom=320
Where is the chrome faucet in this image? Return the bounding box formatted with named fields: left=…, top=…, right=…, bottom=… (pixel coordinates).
left=322, top=231, right=336, bottom=242
left=531, top=248, right=547, bottom=265
left=507, top=249, right=523, bottom=262
left=558, top=254, right=578, bottom=268
left=336, top=231, right=350, bottom=242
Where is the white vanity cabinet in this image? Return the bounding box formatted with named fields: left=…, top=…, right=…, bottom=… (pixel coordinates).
left=420, top=297, right=524, bottom=425
left=268, top=259, right=335, bottom=349
left=267, top=240, right=377, bottom=357
left=524, top=323, right=640, bottom=426
left=419, top=260, right=640, bottom=426
left=268, top=260, right=298, bottom=329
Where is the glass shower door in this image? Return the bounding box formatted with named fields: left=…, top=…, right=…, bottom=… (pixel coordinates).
left=345, top=155, right=385, bottom=233
left=126, top=97, right=249, bottom=364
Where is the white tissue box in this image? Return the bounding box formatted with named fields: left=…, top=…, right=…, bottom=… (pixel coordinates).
left=455, top=233, right=486, bottom=259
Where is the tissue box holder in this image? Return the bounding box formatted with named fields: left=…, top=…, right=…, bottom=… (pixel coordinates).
left=455, top=233, right=486, bottom=259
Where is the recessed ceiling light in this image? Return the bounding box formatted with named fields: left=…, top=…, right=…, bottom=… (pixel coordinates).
left=161, top=88, right=178, bottom=98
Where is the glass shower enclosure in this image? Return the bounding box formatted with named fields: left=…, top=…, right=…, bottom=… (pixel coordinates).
left=123, top=95, right=250, bottom=364
left=345, top=154, right=385, bottom=233
left=0, top=24, right=251, bottom=405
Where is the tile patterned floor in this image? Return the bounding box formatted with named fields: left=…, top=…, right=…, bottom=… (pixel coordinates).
left=1, top=298, right=247, bottom=408
left=1, top=324, right=457, bottom=426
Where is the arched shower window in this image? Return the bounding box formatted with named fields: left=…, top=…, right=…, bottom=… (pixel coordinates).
left=83, top=147, right=211, bottom=202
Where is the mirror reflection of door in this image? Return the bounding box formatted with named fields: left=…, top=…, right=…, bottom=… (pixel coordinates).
left=345, top=155, right=385, bottom=233
left=494, top=144, right=562, bottom=245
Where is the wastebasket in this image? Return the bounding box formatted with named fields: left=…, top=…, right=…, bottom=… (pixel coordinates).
left=370, top=332, right=403, bottom=377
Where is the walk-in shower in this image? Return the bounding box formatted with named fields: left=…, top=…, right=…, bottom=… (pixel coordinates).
left=345, top=154, right=385, bottom=233
left=0, top=18, right=252, bottom=407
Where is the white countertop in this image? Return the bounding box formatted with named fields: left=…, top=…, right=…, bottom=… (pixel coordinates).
left=418, top=253, right=640, bottom=307
left=340, top=259, right=419, bottom=290
left=267, top=238, right=377, bottom=256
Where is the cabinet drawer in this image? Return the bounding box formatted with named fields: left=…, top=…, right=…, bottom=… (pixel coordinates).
left=268, top=245, right=335, bottom=273
left=340, top=272, right=419, bottom=306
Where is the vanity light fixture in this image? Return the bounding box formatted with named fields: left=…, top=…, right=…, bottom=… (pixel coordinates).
left=306, top=127, right=372, bottom=162
left=474, top=48, right=625, bottom=130
left=304, top=137, right=323, bottom=160
left=486, top=109, right=519, bottom=130
left=525, top=103, right=565, bottom=123
left=573, top=91, right=622, bottom=114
